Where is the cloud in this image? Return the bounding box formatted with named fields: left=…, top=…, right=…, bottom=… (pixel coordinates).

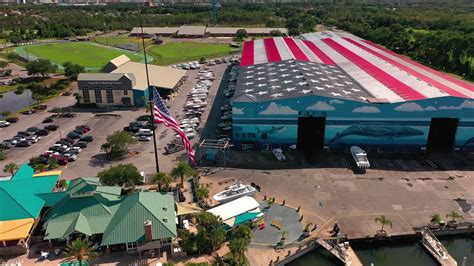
left=439, top=105, right=461, bottom=110
left=306, top=101, right=335, bottom=111
left=232, top=107, right=244, bottom=115
left=330, top=99, right=344, bottom=105
left=394, top=102, right=424, bottom=112
left=352, top=106, right=381, bottom=113
left=424, top=106, right=437, bottom=111
left=459, top=100, right=474, bottom=109
left=259, top=102, right=298, bottom=115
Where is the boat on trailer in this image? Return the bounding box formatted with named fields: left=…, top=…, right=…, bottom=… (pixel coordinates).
left=213, top=181, right=257, bottom=203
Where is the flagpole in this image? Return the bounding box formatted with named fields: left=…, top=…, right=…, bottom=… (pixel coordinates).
left=140, top=12, right=160, bottom=173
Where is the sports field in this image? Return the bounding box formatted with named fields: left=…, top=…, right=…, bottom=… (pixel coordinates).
left=148, top=42, right=237, bottom=65
left=16, top=42, right=144, bottom=70
left=95, top=36, right=150, bottom=47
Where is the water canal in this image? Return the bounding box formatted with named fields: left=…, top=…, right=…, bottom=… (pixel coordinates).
left=288, top=236, right=473, bottom=265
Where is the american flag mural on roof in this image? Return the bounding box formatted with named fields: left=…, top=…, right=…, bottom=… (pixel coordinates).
left=152, top=88, right=195, bottom=164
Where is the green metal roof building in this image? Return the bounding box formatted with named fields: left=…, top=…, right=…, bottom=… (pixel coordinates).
left=42, top=178, right=177, bottom=250
left=0, top=164, right=59, bottom=221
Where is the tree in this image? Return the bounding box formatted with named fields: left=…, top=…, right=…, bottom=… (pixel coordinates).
left=34, top=163, right=47, bottom=173
left=1, top=111, right=11, bottom=119
left=375, top=215, right=392, bottom=233
left=430, top=213, right=442, bottom=224
left=171, top=161, right=196, bottom=187
left=65, top=239, right=97, bottom=266
left=270, top=30, right=282, bottom=37
left=154, top=172, right=173, bottom=192
left=6, top=52, right=20, bottom=62
left=101, top=131, right=136, bottom=160
left=0, top=149, right=5, bottom=161
left=4, top=162, right=19, bottom=176
left=196, top=183, right=210, bottom=202
left=25, top=59, right=57, bottom=78
left=229, top=237, right=248, bottom=265
left=446, top=211, right=463, bottom=222
left=235, top=29, right=248, bottom=41
left=209, top=226, right=226, bottom=251
left=63, top=61, right=84, bottom=80
left=231, top=225, right=253, bottom=246
left=0, top=61, right=8, bottom=71
left=98, top=163, right=143, bottom=188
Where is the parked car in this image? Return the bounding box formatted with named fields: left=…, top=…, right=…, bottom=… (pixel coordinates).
left=124, top=126, right=140, bottom=133
left=21, top=110, right=36, bottom=115
left=76, top=125, right=91, bottom=132
left=137, top=115, right=152, bottom=122
left=42, top=117, right=54, bottom=123
left=16, top=141, right=31, bottom=147
left=6, top=117, right=19, bottom=123
left=26, top=135, right=41, bottom=143
left=45, top=125, right=59, bottom=131
left=36, top=129, right=49, bottom=136
left=137, top=135, right=151, bottom=141
left=0, top=142, right=13, bottom=149
left=79, top=136, right=93, bottom=142
left=27, top=127, right=40, bottom=133
left=67, top=132, right=81, bottom=139
left=0, top=120, right=10, bottom=127
left=62, top=153, right=77, bottom=162
left=73, top=142, right=88, bottom=149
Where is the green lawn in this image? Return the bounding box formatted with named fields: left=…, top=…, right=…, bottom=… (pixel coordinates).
left=148, top=42, right=238, bottom=65
left=0, top=39, right=7, bottom=44
left=16, top=42, right=144, bottom=70
left=95, top=36, right=149, bottom=47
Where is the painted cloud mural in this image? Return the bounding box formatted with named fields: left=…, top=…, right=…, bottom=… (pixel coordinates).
left=259, top=102, right=298, bottom=115
left=352, top=106, right=381, bottom=113
left=306, top=101, right=335, bottom=111
left=394, top=102, right=424, bottom=112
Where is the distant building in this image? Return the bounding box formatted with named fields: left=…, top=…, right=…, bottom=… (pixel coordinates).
left=129, top=27, right=179, bottom=38
left=0, top=165, right=60, bottom=256
left=77, top=55, right=186, bottom=107
left=206, top=27, right=288, bottom=37
left=177, top=26, right=207, bottom=38
left=41, top=178, right=177, bottom=254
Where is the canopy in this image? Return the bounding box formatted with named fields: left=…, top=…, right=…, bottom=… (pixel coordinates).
left=176, top=202, right=203, bottom=216
left=0, top=218, right=34, bottom=241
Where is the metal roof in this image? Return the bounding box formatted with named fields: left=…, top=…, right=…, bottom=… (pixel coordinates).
left=0, top=218, right=34, bottom=242
left=77, top=73, right=133, bottom=82
left=208, top=196, right=260, bottom=221
left=234, top=60, right=371, bottom=103
left=130, top=27, right=179, bottom=35
left=205, top=27, right=288, bottom=35
left=177, top=26, right=206, bottom=36
left=101, top=192, right=177, bottom=245
left=111, top=59, right=186, bottom=90
left=0, top=164, right=59, bottom=221
left=42, top=178, right=176, bottom=244
left=239, top=33, right=474, bottom=103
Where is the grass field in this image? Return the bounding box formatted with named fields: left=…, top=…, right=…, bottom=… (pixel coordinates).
left=17, top=42, right=144, bottom=70
left=94, top=36, right=150, bottom=48
left=148, top=42, right=237, bottom=65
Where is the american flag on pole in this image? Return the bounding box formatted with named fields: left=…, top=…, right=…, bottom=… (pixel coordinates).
left=152, top=88, right=195, bottom=164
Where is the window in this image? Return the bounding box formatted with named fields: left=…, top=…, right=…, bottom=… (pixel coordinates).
left=82, top=89, right=90, bottom=103
left=261, top=133, right=267, bottom=139
left=94, top=89, right=102, bottom=103
left=123, top=89, right=128, bottom=95
left=106, top=89, right=113, bottom=104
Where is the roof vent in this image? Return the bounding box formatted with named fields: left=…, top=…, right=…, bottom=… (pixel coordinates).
left=163, top=217, right=168, bottom=223
left=163, top=206, right=168, bottom=211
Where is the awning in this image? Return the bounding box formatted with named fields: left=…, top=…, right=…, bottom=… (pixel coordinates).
left=223, top=208, right=263, bottom=227
left=176, top=202, right=203, bottom=216
left=0, top=218, right=34, bottom=241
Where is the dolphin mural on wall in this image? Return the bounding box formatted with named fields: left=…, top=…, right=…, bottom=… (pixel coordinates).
left=329, top=123, right=424, bottom=143
left=461, top=137, right=474, bottom=150
left=256, top=126, right=287, bottom=136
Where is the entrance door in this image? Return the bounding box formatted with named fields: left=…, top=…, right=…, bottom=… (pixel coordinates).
left=297, top=117, right=326, bottom=162
left=426, top=118, right=458, bottom=153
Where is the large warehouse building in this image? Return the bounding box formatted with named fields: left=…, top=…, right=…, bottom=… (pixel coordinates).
left=78, top=55, right=186, bottom=107
left=231, top=32, right=474, bottom=156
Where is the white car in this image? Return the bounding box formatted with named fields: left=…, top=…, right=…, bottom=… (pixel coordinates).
left=27, top=135, right=41, bottom=143
left=63, top=153, right=78, bottom=161
left=0, top=120, right=10, bottom=127
left=137, top=135, right=151, bottom=141
left=176, top=131, right=196, bottom=139
left=273, top=148, right=286, bottom=161
left=53, top=143, right=67, bottom=149
left=69, top=146, right=82, bottom=153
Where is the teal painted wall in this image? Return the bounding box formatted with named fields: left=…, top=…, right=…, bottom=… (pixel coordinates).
left=231, top=96, right=474, bottom=152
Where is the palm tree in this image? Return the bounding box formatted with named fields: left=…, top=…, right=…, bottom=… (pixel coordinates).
left=209, top=227, right=226, bottom=251
left=34, top=164, right=47, bottom=173
left=65, top=239, right=97, bottom=265
left=229, top=237, right=248, bottom=265
left=446, top=211, right=463, bottom=223
left=375, top=215, right=392, bottom=233
left=171, top=161, right=196, bottom=187
left=4, top=162, right=19, bottom=176
left=232, top=225, right=253, bottom=245
left=196, top=183, right=210, bottom=202
left=154, top=172, right=173, bottom=192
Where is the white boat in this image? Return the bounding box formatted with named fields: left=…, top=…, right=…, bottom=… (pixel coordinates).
left=350, top=146, right=370, bottom=169
left=213, top=181, right=257, bottom=203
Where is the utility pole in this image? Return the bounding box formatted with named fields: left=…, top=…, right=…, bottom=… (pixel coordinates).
left=140, top=12, right=160, bottom=173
